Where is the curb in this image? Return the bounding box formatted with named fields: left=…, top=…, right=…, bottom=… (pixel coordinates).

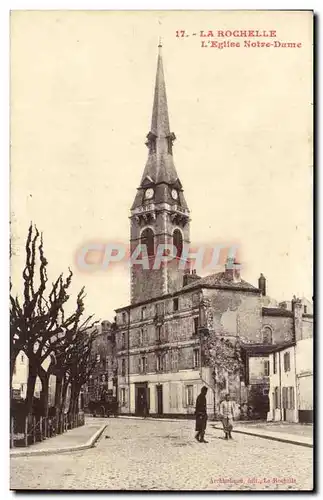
left=10, top=424, right=107, bottom=458
left=211, top=425, right=313, bottom=448
left=118, top=415, right=196, bottom=423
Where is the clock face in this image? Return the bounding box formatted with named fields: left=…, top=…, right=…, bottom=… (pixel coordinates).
left=145, top=188, right=154, bottom=200
left=171, top=189, right=178, bottom=200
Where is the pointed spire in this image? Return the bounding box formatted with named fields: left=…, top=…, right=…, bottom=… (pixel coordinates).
left=150, top=41, right=170, bottom=137
left=131, top=44, right=189, bottom=211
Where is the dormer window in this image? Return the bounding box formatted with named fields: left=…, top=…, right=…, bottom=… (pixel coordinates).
left=167, top=132, right=176, bottom=155
left=173, top=229, right=183, bottom=258
left=146, top=132, right=157, bottom=153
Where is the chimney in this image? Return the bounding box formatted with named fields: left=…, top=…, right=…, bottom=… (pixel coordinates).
left=292, top=296, right=303, bottom=341
left=225, top=257, right=241, bottom=282
left=183, top=268, right=191, bottom=286
left=258, top=273, right=266, bottom=296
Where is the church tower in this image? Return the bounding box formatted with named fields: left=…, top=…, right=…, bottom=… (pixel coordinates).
left=130, top=44, right=190, bottom=304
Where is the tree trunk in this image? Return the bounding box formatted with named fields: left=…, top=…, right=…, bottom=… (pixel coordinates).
left=68, top=381, right=83, bottom=428
left=39, top=369, right=50, bottom=418
left=55, top=374, right=63, bottom=433
left=10, top=351, right=18, bottom=389
left=55, top=375, right=63, bottom=408
left=61, top=378, right=69, bottom=412
left=60, top=378, right=70, bottom=432
left=26, top=363, right=37, bottom=414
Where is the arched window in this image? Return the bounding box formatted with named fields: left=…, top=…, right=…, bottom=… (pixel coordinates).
left=262, top=326, right=273, bottom=345
left=173, top=229, right=183, bottom=258
left=141, top=228, right=155, bottom=256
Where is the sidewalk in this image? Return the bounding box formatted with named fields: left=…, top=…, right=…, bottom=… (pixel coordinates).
left=10, top=417, right=107, bottom=458
left=211, top=422, right=313, bottom=448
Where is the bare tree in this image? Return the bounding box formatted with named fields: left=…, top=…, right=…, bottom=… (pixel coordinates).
left=10, top=223, right=97, bottom=420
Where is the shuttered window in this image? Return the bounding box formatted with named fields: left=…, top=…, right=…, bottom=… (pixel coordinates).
left=289, top=387, right=295, bottom=410
left=282, top=387, right=287, bottom=409
left=185, top=385, right=194, bottom=406
left=274, top=387, right=280, bottom=408
left=284, top=352, right=291, bottom=372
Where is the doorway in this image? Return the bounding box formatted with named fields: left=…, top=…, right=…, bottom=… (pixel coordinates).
left=156, top=385, right=163, bottom=415
left=135, top=383, right=148, bottom=416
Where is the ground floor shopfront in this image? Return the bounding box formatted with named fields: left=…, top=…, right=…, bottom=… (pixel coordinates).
left=118, top=368, right=216, bottom=417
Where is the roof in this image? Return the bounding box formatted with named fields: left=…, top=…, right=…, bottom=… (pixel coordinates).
left=115, top=271, right=259, bottom=312
left=181, top=271, right=259, bottom=293
left=241, top=340, right=296, bottom=355
left=240, top=343, right=278, bottom=355
left=262, top=307, right=293, bottom=318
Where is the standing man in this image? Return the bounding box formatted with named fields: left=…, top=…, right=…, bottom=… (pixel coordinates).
left=194, top=386, right=208, bottom=443
left=219, top=393, right=235, bottom=439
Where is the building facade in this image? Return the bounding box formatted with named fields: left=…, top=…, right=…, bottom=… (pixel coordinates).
left=114, top=45, right=313, bottom=419
left=84, top=321, right=117, bottom=406
left=267, top=298, right=313, bottom=423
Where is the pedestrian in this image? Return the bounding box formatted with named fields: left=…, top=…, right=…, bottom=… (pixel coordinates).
left=194, top=386, right=208, bottom=443
left=219, top=393, right=235, bottom=440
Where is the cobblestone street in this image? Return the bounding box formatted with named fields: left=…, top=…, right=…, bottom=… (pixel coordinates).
left=10, top=418, right=313, bottom=491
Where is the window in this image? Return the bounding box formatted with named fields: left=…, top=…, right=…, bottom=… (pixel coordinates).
left=192, top=293, right=200, bottom=307
left=171, top=350, right=179, bottom=371
left=21, top=354, right=24, bottom=363
left=274, top=387, right=280, bottom=409
left=304, top=305, right=307, bottom=314
left=139, top=356, right=147, bottom=374
left=164, top=353, right=169, bottom=372
left=282, top=386, right=287, bottom=409
left=193, top=349, right=200, bottom=368
left=264, top=360, right=270, bottom=376
left=139, top=329, right=144, bottom=346
left=155, top=302, right=164, bottom=316
left=141, top=228, right=155, bottom=256
left=156, top=326, right=162, bottom=343
left=121, top=358, right=126, bottom=376
left=121, top=332, right=126, bottom=349
left=121, top=388, right=126, bottom=406
left=122, top=312, right=127, bottom=324
left=282, top=386, right=295, bottom=410
left=156, top=354, right=163, bottom=372
left=193, top=317, right=199, bottom=336
left=173, top=298, right=179, bottom=311
left=141, top=306, right=147, bottom=320
left=289, top=387, right=295, bottom=410
left=284, top=352, right=291, bottom=372
left=262, top=326, right=272, bottom=344
left=273, top=353, right=277, bottom=374
left=173, top=229, right=183, bottom=258
left=186, top=385, right=194, bottom=406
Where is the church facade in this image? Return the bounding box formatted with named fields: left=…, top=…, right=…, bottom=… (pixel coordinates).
left=114, top=45, right=313, bottom=418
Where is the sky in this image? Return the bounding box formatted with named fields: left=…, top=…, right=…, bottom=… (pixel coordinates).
left=10, top=10, right=313, bottom=322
